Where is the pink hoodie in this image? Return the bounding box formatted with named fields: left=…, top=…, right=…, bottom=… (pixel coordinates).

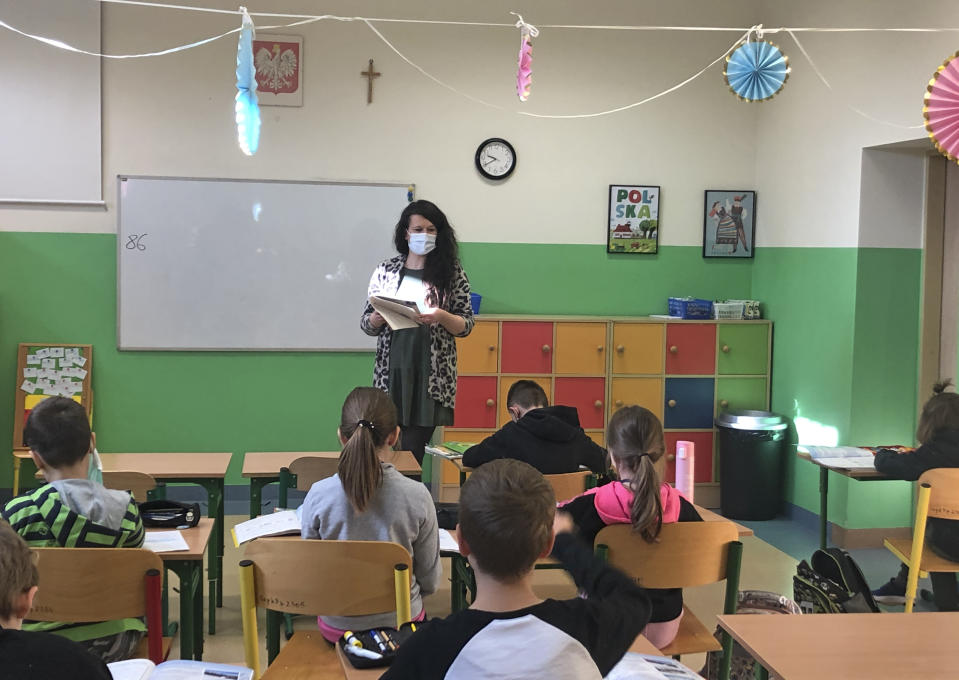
left=560, top=481, right=685, bottom=525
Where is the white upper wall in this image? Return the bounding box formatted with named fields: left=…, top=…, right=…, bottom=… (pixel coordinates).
left=756, top=0, right=959, bottom=248
left=1, top=0, right=760, bottom=244
left=1, top=0, right=953, bottom=248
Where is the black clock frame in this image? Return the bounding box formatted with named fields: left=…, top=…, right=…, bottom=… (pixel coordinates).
left=474, top=137, right=517, bottom=180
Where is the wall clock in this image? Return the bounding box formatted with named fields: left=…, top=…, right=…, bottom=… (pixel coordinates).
left=475, top=138, right=517, bottom=180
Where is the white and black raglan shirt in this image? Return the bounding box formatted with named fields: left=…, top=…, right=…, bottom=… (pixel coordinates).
left=381, top=533, right=651, bottom=680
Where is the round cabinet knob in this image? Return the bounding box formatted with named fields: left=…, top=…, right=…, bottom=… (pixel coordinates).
left=542, top=344, right=551, bottom=353
left=667, top=454, right=676, bottom=462
left=669, top=345, right=678, bottom=354
left=668, top=399, right=677, bottom=408
left=594, top=400, right=603, bottom=408
left=722, top=344, right=730, bottom=353
left=488, top=345, right=496, bottom=351
left=597, top=345, right=604, bottom=352
left=720, top=399, right=729, bottom=408
left=486, top=399, right=495, bottom=407
left=616, top=344, right=625, bottom=353
left=615, top=400, right=624, bottom=408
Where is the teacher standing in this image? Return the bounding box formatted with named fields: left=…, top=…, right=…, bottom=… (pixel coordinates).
left=360, top=200, right=474, bottom=464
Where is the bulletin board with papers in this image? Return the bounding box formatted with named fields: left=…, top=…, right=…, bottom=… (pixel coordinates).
left=13, top=343, right=93, bottom=451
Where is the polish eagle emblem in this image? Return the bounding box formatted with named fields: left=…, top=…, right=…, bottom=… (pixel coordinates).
left=254, top=43, right=298, bottom=94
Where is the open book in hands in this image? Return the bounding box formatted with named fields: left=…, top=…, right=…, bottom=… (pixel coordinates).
left=369, top=296, right=424, bottom=331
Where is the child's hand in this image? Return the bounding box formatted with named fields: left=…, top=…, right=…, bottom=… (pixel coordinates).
left=553, top=510, right=574, bottom=535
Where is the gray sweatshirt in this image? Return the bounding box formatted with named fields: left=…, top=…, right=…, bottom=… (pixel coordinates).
left=49, top=479, right=132, bottom=531
left=299, top=463, right=442, bottom=630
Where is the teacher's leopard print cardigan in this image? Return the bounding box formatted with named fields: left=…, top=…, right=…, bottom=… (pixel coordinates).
left=360, top=255, right=474, bottom=409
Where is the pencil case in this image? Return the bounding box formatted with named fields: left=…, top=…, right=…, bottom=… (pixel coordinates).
left=139, top=500, right=201, bottom=528
left=338, top=622, right=418, bottom=668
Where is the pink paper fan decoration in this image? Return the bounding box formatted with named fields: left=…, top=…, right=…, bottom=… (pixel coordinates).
left=924, top=52, right=959, bottom=162
left=516, top=32, right=533, bottom=102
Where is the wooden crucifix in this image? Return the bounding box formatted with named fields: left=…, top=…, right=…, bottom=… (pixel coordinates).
left=360, top=59, right=381, bottom=104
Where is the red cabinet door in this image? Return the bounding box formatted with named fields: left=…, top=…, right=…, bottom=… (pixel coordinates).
left=665, top=323, right=716, bottom=374
left=453, top=376, right=498, bottom=428
left=501, top=322, right=553, bottom=374
left=554, top=377, right=606, bottom=429
left=664, top=432, right=714, bottom=483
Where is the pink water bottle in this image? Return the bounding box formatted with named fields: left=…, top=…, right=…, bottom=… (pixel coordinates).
left=675, top=440, right=694, bottom=502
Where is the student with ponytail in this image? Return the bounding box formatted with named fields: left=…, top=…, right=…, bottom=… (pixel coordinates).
left=559, top=405, right=701, bottom=648
left=300, top=386, right=442, bottom=642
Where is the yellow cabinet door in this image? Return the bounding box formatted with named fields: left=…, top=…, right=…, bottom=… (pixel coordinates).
left=612, top=323, right=664, bottom=375
left=457, top=321, right=499, bottom=374
left=554, top=322, right=608, bottom=375
left=610, top=377, right=664, bottom=422
left=498, top=376, right=551, bottom=427
left=585, top=431, right=606, bottom=447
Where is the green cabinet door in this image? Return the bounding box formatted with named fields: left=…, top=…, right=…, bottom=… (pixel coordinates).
left=717, top=324, right=769, bottom=375
left=716, top=377, right=768, bottom=414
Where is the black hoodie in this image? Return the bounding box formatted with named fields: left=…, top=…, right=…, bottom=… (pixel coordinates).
left=462, top=405, right=608, bottom=475
left=874, top=428, right=959, bottom=561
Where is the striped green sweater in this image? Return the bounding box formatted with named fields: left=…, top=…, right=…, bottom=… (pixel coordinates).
left=1, top=483, right=146, bottom=641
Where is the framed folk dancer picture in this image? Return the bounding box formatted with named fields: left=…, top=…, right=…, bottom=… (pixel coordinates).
left=703, top=190, right=755, bottom=258
left=252, top=34, right=303, bottom=106
left=607, top=185, right=660, bottom=254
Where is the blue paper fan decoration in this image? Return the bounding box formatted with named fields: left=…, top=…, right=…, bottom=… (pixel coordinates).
left=725, top=40, right=790, bottom=102
left=235, top=8, right=261, bottom=155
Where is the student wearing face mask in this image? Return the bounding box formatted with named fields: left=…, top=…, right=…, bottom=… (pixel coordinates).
left=361, top=200, right=474, bottom=464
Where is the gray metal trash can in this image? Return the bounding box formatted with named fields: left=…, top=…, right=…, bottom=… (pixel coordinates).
left=716, top=410, right=788, bottom=520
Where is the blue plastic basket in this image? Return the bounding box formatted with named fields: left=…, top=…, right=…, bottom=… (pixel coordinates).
left=668, top=297, right=713, bottom=319
left=469, top=292, right=482, bottom=315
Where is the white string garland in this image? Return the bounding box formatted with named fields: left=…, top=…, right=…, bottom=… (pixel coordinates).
left=0, top=1, right=949, bottom=124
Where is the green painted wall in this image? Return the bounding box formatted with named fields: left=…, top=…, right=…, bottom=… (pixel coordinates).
left=0, top=233, right=753, bottom=488
left=751, top=246, right=922, bottom=530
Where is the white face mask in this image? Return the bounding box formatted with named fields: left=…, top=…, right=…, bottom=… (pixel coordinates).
left=408, top=233, right=437, bottom=256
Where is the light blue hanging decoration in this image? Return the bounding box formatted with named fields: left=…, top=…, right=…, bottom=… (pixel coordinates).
left=235, top=6, right=260, bottom=155
left=724, top=32, right=790, bottom=102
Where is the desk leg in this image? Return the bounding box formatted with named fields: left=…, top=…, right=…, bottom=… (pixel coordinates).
left=164, top=560, right=199, bottom=660
left=819, top=466, right=829, bottom=550
left=12, top=456, right=21, bottom=496
left=449, top=555, right=475, bottom=613
left=191, top=478, right=224, bottom=636
left=754, top=663, right=769, bottom=680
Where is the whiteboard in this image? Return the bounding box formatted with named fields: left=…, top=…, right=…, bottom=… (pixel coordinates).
left=0, top=0, right=101, bottom=203
left=117, top=176, right=411, bottom=351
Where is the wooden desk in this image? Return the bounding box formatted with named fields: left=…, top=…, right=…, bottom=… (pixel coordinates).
left=101, top=452, right=232, bottom=635
left=259, top=624, right=663, bottom=680
left=695, top=504, right=754, bottom=538
left=152, top=518, right=213, bottom=661
left=718, top=611, right=959, bottom=679
left=797, top=451, right=887, bottom=549
left=242, top=451, right=421, bottom=519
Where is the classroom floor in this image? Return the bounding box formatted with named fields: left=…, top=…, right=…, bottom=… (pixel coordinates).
left=165, top=509, right=939, bottom=675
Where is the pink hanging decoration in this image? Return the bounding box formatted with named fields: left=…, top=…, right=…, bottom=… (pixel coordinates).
left=512, top=13, right=538, bottom=103
left=925, top=51, right=959, bottom=162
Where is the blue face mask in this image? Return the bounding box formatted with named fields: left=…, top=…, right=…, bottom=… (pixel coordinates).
left=408, top=233, right=436, bottom=256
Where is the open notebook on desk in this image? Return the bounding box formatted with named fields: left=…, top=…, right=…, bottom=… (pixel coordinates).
left=800, top=444, right=913, bottom=469
left=425, top=442, right=473, bottom=460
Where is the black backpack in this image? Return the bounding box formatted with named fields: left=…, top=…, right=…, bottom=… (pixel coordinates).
left=793, top=547, right=880, bottom=614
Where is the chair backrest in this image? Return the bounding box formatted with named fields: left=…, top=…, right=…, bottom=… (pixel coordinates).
left=289, top=455, right=341, bottom=491
left=29, top=547, right=164, bottom=662
left=595, top=521, right=740, bottom=589
left=102, top=470, right=157, bottom=502
left=545, top=470, right=592, bottom=503
left=240, top=537, right=414, bottom=675
left=919, top=468, right=959, bottom=519
left=242, top=537, right=412, bottom=617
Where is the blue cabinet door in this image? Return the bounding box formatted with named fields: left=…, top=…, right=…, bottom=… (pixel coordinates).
left=664, top=378, right=715, bottom=428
